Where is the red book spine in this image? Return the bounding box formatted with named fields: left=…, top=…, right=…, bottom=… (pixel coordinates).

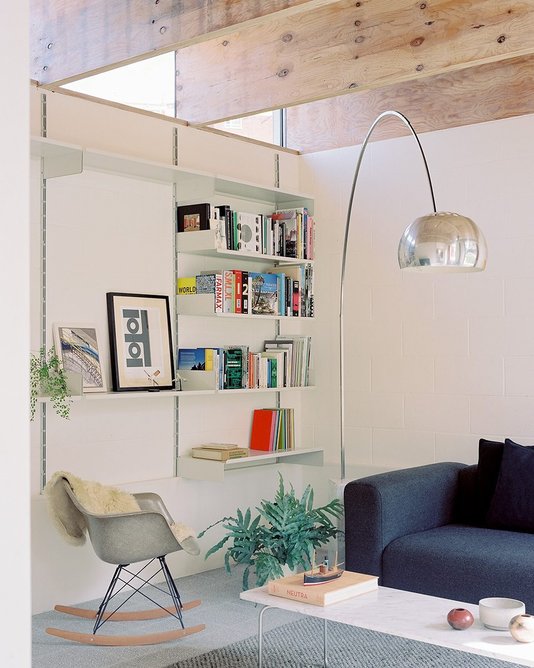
left=234, top=270, right=243, bottom=314
left=292, top=280, right=300, bottom=317
left=250, top=409, right=276, bottom=451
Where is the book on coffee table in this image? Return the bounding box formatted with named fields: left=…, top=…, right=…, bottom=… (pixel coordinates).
left=267, top=570, right=378, bottom=607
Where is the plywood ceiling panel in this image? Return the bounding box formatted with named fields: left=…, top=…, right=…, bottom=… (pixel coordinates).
left=287, top=55, right=534, bottom=152
left=30, top=0, right=534, bottom=152
left=176, top=0, right=534, bottom=125
left=31, top=0, right=338, bottom=85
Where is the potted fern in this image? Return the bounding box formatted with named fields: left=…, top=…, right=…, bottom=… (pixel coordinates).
left=199, top=474, right=343, bottom=589
left=30, top=346, right=72, bottom=420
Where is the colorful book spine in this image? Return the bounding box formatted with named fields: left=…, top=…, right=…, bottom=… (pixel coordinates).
left=241, top=270, right=249, bottom=314
left=177, top=276, right=197, bottom=295
left=223, top=270, right=235, bottom=313
left=233, top=269, right=243, bottom=314
left=249, top=408, right=295, bottom=451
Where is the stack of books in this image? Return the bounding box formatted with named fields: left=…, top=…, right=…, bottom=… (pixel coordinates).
left=267, top=570, right=378, bottom=606
left=191, top=443, right=249, bottom=461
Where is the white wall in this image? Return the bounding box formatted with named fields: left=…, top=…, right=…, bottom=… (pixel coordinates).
left=30, top=90, right=321, bottom=613
left=301, top=114, right=534, bottom=472
left=33, top=87, right=534, bottom=616
left=1, top=2, right=31, bottom=666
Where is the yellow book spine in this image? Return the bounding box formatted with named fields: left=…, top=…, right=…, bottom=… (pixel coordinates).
left=205, top=348, right=214, bottom=371
left=177, top=277, right=197, bottom=295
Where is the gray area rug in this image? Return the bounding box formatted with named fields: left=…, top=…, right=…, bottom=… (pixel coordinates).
left=167, top=616, right=526, bottom=668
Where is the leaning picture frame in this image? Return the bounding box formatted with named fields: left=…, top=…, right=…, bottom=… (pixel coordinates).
left=106, top=292, right=174, bottom=392
left=176, top=202, right=211, bottom=233
left=53, top=323, right=107, bottom=393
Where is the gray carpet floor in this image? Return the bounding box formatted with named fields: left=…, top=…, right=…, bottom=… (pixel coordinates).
left=168, top=616, right=527, bottom=668
left=32, top=566, right=300, bottom=668
left=33, top=567, right=526, bottom=668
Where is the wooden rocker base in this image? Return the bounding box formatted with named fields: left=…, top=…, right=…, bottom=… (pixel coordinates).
left=45, top=623, right=206, bottom=646
left=54, top=598, right=202, bottom=621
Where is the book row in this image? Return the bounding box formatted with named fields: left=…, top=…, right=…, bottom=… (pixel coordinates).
left=250, top=408, right=295, bottom=452
left=176, top=203, right=315, bottom=260
left=177, top=336, right=312, bottom=390
left=178, top=265, right=314, bottom=318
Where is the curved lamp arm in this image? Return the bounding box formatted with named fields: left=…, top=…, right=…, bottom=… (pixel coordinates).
left=339, top=110, right=437, bottom=481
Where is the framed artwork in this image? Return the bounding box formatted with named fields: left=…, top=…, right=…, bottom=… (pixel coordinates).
left=106, top=292, right=174, bottom=391
left=53, top=323, right=107, bottom=393
left=176, top=203, right=211, bottom=233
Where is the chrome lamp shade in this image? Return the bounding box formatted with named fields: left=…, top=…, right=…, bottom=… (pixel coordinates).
left=398, top=211, right=487, bottom=272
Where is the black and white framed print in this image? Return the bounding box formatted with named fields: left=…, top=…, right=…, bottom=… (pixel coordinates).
left=106, top=292, right=174, bottom=391
left=53, top=323, right=107, bottom=393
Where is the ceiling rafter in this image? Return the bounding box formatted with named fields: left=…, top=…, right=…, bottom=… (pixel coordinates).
left=31, top=0, right=339, bottom=86
left=286, top=55, right=534, bottom=152
left=175, top=0, right=534, bottom=125
left=30, top=1, right=534, bottom=153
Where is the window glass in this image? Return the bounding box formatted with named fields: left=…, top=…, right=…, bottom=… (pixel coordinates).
left=64, top=52, right=176, bottom=117
left=210, top=111, right=279, bottom=145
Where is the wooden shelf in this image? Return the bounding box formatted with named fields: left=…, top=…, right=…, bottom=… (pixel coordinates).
left=178, top=447, right=324, bottom=481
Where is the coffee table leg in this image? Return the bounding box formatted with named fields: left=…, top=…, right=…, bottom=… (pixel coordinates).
left=258, top=605, right=273, bottom=668
left=257, top=607, right=328, bottom=668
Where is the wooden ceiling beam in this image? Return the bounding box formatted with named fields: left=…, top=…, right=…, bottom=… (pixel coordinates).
left=286, top=55, right=534, bottom=153
left=177, top=0, right=534, bottom=125
left=31, top=0, right=338, bottom=86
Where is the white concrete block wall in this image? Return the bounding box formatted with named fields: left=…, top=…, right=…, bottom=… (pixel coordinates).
left=301, top=113, right=534, bottom=471
left=30, top=87, right=534, bottom=616
left=30, top=91, right=314, bottom=614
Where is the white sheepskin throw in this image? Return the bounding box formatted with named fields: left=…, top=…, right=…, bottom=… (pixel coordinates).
left=170, top=522, right=201, bottom=556
left=44, top=471, right=201, bottom=555
left=44, top=471, right=140, bottom=546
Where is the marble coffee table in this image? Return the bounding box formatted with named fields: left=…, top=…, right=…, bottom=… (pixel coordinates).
left=240, top=585, right=534, bottom=667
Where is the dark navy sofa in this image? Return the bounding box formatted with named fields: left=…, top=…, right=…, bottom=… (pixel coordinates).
left=344, top=459, right=534, bottom=612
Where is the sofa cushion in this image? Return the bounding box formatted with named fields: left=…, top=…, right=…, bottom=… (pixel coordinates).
left=475, top=438, right=504, bottom=524
left=382, top=524, right=534, bottom=606
left=486, top=440, right=534, bottom=532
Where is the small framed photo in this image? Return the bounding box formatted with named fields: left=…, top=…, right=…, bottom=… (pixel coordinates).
left=176, top=203, right=211, bottom=233
left=106, top=292, right=174, bottom=392
left=53, top=324, right=107, bottom=393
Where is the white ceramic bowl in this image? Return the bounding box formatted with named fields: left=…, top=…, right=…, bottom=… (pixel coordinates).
left=479, top=597, right=525, bottom=630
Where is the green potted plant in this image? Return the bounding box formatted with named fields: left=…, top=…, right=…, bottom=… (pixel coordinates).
left=30, top=346, right=72, bottom=420
left=198, top=474, right=343, bottom=589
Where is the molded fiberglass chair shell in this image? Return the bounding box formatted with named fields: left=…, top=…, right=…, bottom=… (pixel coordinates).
left=46, top=478, right=205, bottom=646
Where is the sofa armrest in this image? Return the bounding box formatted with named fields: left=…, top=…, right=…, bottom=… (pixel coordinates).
left=344, top=462, right=467, bottom=577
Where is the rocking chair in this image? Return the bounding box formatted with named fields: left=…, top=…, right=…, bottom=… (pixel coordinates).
left=46, top=477, right=205, bottom=646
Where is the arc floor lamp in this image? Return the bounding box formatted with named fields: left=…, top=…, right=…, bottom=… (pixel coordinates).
left=339, top=110, right=487, bottom=481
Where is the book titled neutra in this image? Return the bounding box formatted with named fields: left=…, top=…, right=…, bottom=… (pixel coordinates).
left=267, top=570, right=378, bottom=606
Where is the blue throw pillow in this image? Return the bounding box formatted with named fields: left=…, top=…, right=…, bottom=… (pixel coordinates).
left=486, top=440, right=534, bottom=532
left=475, top=438, right=505, bottom=525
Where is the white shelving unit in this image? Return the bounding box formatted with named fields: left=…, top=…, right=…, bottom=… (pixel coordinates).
left=176, top=229, right=315, bottom=264
left=177, top=293, right=313, bottom=319
left=175, top=174, right=318, bottom=479
left=33, top=133, right=321, bottom=484
left=30, top=137, right=314, bottom=207
left=178, top=447, right=324, bottom=482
